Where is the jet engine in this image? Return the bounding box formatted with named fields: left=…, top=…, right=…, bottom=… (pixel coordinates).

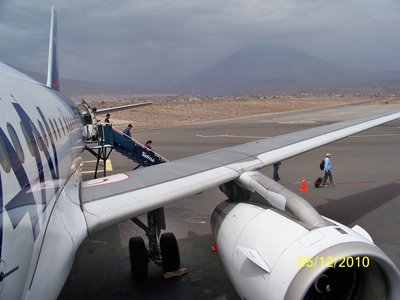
left=212, top=171, right=400, bottom=300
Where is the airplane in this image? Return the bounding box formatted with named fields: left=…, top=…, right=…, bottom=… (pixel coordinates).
left=0, top=7, right=399, bottom=300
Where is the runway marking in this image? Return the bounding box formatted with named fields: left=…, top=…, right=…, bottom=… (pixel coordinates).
left=196, top=134, right=269, bottom=139
left=293, top=179, right=400, bottom=185
left=196, top=132, right=400, bottom=139
left=81, top=160, right=101, bottom=163
left=352, top=133, right=400, bottom=138
left=81, top=159, right=113, bottom=174
left=277, top=120, right=317, bottom=124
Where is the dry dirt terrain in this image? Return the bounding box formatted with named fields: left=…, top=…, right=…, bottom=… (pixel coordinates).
left=76, top=95, right=400, bottom=131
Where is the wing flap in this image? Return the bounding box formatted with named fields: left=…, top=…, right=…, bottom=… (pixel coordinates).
left=83, top=166, right=238, bottom=233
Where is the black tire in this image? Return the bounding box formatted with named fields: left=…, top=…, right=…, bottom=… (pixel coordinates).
left=160, top=232, right=180, bottom=272
left=129, top=236, right=148, bottom=281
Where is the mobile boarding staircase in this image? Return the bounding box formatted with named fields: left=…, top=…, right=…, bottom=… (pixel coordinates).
left=86, top=123, right=168, bottom=178
left=82, top=100, right=180, bottom=280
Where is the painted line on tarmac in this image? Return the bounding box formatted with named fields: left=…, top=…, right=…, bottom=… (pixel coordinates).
left=277, top=120, right=317, bottom=124
left=352, top=133, right=400, bottom=138
left=293, top=179, right=400, bottom=185
left=81, top=159, right=113, bottom=174
left=196, top=134, right=269, bottom=139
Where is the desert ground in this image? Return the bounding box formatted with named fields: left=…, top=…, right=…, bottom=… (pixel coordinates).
left=76, top=94, right=400, bottom=131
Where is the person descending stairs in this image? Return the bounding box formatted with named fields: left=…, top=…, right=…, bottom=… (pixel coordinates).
left=102, top=123, right=168, bottom=167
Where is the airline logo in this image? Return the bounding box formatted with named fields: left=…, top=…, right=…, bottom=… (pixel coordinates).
left=0, top=103, right=60, bottom=259
left=142, top=151, right=155, bottom=163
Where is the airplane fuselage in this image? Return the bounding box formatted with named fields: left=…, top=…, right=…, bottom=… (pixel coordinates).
left=0, top=61, right=86, bottom=299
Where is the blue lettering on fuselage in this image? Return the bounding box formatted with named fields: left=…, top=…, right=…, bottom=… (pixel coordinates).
left=13, top=103, right=47, bottom=210
left=0, top=103, right=60, bottom=253
left=37, top=107, right=59, bottom=180
left=0, top=128, right=39, bottom=239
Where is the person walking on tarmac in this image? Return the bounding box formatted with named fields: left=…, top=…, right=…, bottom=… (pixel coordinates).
left=322, top=153, right=335, bottom=186
left=273, top=161, right=281, bottom=181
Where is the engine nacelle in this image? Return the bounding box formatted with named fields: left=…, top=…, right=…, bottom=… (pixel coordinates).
left=211, top=200, right=400, bottom=300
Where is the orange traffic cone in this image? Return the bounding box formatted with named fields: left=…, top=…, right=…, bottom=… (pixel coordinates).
left=300, top=178, right=308, bottom=192
left=211, top=240, right=218, bottom=252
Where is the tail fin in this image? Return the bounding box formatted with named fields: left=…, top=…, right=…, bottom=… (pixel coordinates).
left=46, top=7, right=60, bottom=91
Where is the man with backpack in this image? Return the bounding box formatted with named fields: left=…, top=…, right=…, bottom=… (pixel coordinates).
left=315, top=153, right=335, bottom=188
left=321, top=153, right=335, bottom=187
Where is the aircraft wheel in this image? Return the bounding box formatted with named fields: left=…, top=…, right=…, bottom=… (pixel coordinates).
left=129, top=236, right=148, bottom=281
left=160, top=232, right=180, bottom=272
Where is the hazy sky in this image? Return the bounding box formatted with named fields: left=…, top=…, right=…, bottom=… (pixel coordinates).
left=1, top=0, right=400, bottom=88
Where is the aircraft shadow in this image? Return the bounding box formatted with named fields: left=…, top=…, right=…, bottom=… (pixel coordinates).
left=58, top=231, right=239, bottom=300
left=315, top=182, right=400, bottom=226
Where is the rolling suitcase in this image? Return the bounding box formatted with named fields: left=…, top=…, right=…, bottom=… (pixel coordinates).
left=314, top=177, right=323, bottom=188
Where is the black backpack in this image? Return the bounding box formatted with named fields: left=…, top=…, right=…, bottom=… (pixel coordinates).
left=319, top=159, right=325, bottom=170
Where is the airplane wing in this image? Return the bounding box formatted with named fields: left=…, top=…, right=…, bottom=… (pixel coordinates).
left=82, top=107, right=400, bottom=233
left=80, top=100, right=152, bottom=139
left=81, top=101, right=152, bottom=116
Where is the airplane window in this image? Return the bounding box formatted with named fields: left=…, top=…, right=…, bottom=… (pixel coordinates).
left=53, top=118, right=61, bottom=139
left=0, top=135, right=11, bottom=173
left=30, top=121, right=46, bottom=152
left=37, top=120, right=49, bottom=147
left=20, top=121, right=35, bottom=157
left=49, top=119, right=58, bottom=141
left=6, top=123, right=25, bottom=163
left=59, top=118, right=66, bottom=136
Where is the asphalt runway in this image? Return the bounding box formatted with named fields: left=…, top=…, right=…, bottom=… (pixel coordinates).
left=59, top=104, right=400, bottom=300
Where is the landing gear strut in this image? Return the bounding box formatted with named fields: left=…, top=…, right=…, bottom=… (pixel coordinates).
left=129, top=208, right=180, bottom=281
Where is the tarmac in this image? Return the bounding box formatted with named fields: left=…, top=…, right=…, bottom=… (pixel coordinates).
left=59, top=104, right=400, bottom=300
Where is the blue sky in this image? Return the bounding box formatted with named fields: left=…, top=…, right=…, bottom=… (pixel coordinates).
left=1, top=0, right=399, bottom=88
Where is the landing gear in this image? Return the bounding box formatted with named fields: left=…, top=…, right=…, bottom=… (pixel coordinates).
left=129, top=237, right=148, bottom=281
left=160, top=232, right=180, bottom=272
left=129, top=208, right=180, bottom=281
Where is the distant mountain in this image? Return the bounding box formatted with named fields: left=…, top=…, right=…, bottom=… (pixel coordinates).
left=20, top=69, right=150, bottom=97
left=174, top=45, right=400, bottom=95
left=17, top=45, right=400, bottom=96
